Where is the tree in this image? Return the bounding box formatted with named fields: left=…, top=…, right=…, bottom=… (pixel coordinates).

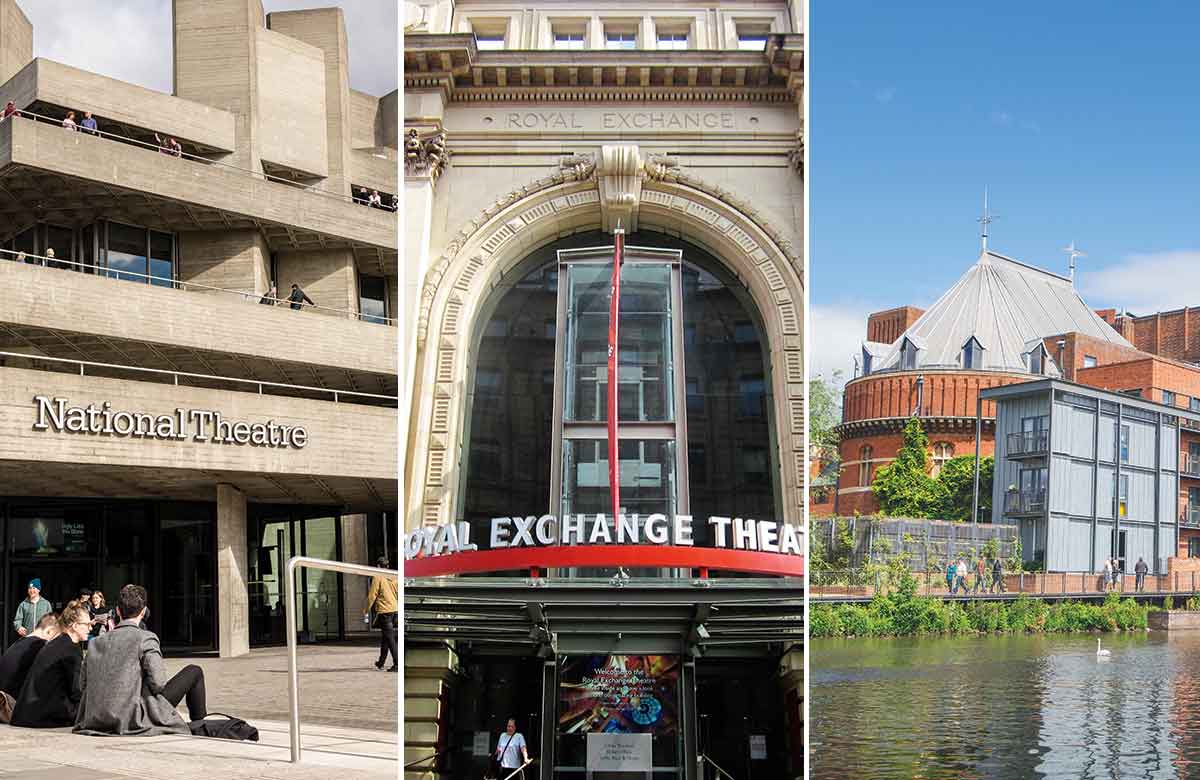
left=808, top=372, right=843, bottom=451
left=871, top=417, right=944, bottom=517
left=933, top=455, right=994, bottom=522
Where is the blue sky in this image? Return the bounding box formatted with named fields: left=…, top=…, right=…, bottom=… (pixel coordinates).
left=810, top=1, right=1200, bottom=381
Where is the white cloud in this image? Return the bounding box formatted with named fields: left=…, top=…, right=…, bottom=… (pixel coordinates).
left=15, top=1, right=396, bottom=96
left=809, top=302, right=875, bottom=387
left=1079, top=250, right=1200, bottom=316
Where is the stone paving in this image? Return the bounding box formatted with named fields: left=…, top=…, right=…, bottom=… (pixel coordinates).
left=0, top=643, right=398, bottom=779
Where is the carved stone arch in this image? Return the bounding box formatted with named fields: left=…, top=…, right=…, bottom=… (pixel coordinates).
left=408, top=164, right=805, bottom=532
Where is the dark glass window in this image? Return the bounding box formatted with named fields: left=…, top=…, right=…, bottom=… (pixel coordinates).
left=149, top=230, right=174, bottom=288
left=359, top=274, right=388, bottom=323
left=158, top=505, right=216, bottom=649
left=106, top=222, right=148, bottom=282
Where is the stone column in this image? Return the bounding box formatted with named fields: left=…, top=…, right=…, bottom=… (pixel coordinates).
left=217, top=483, right=250, bottom=658
left=340, top=513, right=371, bottom=637
left=0, top=0, right=32, bottom=87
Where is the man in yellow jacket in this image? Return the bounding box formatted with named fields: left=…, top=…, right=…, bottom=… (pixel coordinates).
left=364, top=557, right=398, bottom=672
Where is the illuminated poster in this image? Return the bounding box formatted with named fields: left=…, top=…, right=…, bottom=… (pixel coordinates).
left=559, top=655, right=679, bottom=734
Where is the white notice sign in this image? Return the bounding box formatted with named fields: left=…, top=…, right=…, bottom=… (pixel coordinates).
left=473, top=731, right=491, bottom=757
left=749, top=734, right=767, bottom=760
left=586, top=733, right=652, bottom=771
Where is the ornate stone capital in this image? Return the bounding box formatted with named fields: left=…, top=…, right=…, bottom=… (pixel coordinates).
left=597, top=145, right=644, bottom=232
left=404, top=128, right=449, bottom=183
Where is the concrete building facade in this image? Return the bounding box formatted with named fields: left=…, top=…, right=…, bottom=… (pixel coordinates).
left=402, top=2, right=803, bottom=778
left=0, top=0, right=397, bottom=656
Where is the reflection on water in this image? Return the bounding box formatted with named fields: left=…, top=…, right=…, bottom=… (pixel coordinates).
left=811, top=633, right=1200, bottom=779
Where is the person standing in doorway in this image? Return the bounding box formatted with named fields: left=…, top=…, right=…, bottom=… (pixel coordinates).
left=287, top=283, right=314, bottom=311
left=1135, top=557, right=1149, bottom=592
left=364, top=558, right=398, bottom=672
left=13, top=578, right=53, bottom=639
left=495, top=718, right=530, bottom=779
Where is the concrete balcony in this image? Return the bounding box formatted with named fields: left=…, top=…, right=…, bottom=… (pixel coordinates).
left=1006, top=428, right=1049, bottom=459
left=0, top=365, right=397, bottom=511
left=1004, top=489, right=1046, bottom=517
left=0, top=259, right=396, bottom=397
left=351, top=147, right=398, bottom=197
left=0, top=117, right=396, bottom=272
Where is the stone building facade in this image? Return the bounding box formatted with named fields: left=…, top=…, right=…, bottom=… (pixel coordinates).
left=0, top=0, right=397, bottom=656
left=402, top=2, right=803, bottom=778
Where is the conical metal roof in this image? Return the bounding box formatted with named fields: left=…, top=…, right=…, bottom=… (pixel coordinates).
left=866, top=250, right=1132, bottom=375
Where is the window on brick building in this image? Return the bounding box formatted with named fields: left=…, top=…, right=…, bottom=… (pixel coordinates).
left=1163, top=390, right=1177, bottom=407
left=931, top=442, right=954, bottom=477
left=1083, top=355, right=1098, bottom=368
left=1189, top=537, right=1200, bottom=558
left=858, top=445, right=873, bottom=487
left=1191, top=396, right=1200, bottom=413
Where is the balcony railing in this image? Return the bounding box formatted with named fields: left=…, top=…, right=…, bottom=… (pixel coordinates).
left=1182, top=506, right=1200, bottom=528
left=1, top=247, right=394, bottom=325
left=1004, top=489, right=1047, bottom=516
left=1007, top=429, right=1050, bottom=458
left=2, top=109, right=398, bottom=210
left=1182, top=455, right=1200, bottom=478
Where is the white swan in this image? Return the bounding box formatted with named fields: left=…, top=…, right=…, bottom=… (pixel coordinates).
left=1096, top=637, right=1111, bottom=657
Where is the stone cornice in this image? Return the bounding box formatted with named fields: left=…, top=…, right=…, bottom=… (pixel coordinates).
left=404, top=33, right=803, bottom=104
left=836, top=416, right=996, bottom=437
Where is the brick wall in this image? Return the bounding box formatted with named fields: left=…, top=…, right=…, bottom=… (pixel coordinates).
left=866, top=306, right=925, bottom=344
left=842, top=370, right=1029, bottom=423
left=1119, top=309, right=1200, bottom=364
left=1044, top=332, right=1146, bottom=381
left=1077, top=356, right=1200, bottom=407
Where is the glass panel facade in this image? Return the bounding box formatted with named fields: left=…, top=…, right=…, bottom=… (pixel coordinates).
left=157, top=506, right=215, bottom=649
left=44, top=225, right=74, bottom=268
left=359, top=274, right=389, bottom=323
left=248, top=516, right=294, bottom=645
left=149, top=230, right=174, bottom=288
left=301, top=516, right=341, bottom=641
left=106, top=221, right=148, bottom=282
left=246, top=511, right=344, bottom=645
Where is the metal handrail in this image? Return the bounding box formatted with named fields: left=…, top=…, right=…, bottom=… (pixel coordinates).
left=285, top=556, right=399, bottom=763
left=700, top=753, right=740, bottom=780
left=0, top=247, right=395, bottom=324
left=810, top=568, right=1200, bottom=599
left=1003, top=489, right=1046, bottom=515
left=0, top=349, right=397, bottom=405
left=2, top=109, right=397, bottom=209
left=1006, top=429, right=1049, bottom=456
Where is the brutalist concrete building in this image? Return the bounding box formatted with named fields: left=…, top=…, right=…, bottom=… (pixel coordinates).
left=0, top=0, right=397, bottom=656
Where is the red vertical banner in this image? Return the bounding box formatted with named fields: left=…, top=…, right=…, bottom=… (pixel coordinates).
left=607, top=229, right=625, bottom=523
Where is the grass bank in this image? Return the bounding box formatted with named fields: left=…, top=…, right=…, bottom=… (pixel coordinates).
left=810, top=576, right=1154, bottom=639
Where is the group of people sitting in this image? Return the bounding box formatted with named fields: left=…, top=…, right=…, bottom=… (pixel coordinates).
left=1, top=581, right=207, bottom=735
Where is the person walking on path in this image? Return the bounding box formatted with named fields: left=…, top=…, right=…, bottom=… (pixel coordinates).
left=1135, top=557, right=1149, bottom=592
left=1102, top=558, right=1113, bottom=592
left=990, top=557, right=1005, bottom=593
left=74, top=584, right=204, bottom=735
left=973, top=557, right=987, bottom=594
left=364, top=558, right=398, bottom=672
left=945, top=562, right=956, bottom=594
left=1111, top=557, right=1122, bottom=591
left=495, top=718, right=530, bottom=780
left=13, top=578, right=53, bottom=639
left=287, top=283, right=314, bottom=311
left=954, top=559, right=968, bottom=596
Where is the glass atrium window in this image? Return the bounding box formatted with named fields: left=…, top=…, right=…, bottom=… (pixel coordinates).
left=606, top=31, right=637, bottom=50
left=657, top=31, right=688, bottom=50
left=554, top=31, right=585, bottom=50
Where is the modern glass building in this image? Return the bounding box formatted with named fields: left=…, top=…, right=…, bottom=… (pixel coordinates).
left=0, top=0, right=397, bottom=656
left=402, top=3, right=804, bottom=778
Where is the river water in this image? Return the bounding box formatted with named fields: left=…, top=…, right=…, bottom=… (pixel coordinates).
left=811, top=632, right=1200, bottom=779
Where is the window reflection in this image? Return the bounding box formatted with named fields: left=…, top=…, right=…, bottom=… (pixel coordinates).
left=359, top=275, right=388, bottom=323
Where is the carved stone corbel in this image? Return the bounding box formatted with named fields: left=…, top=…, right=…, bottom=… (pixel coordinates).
left=404, top=128, right=450, bottom=183
left=597, top=145, right=644, bottom=232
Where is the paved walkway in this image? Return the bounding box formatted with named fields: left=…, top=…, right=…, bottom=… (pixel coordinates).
left=0, top=643, right=397, bottom=779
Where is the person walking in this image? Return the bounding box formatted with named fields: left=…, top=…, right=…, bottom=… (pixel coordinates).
left=990, top=557, right=1005, bottom=593
left=1112, top=557, right=1122, bottom=591
left=495, top=718, right=530, bottom=779
left=80, top=111, right=98, bottom=134
left=973, top=556, right=987, bottom=595
left=954, top=558, right=968, bottom=596
left=945, top=562, right=955, bottom=594
left=287, top=283, right=315, bottom=311
left=11, top=602, right=91, bottom=728
left=1102, top=557, right=1113, bottom=592
left=13, top=578, right=53, bottom=639
left=1135, top=557, right=1148, bottom=592
left=74, top=584, right=205, bottom=735
left=364, top=558, right=398, bottom=672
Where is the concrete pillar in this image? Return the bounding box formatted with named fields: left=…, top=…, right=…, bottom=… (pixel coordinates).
left=217, top=483, right=250, bottom=658
left=403, top=176, right=434, bottom=382
left=340, top=513, right=370, bottom=637
left=266, top=9, right=353, bottom=196
left=0, top=0, right=32, bottom=87
left=177, top=228, right=271, bottom=297
left=275, top=248, right=357, bottom=318
left=404, top=645, right=456, bottom=779
left=173, top=0, right=264, bottom=171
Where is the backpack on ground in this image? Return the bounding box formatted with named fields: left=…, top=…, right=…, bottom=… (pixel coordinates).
left=188, top=712, right=260, bottom=741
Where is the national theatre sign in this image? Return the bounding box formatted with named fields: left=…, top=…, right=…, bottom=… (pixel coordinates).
left=31, top=395, right=309, bottom=449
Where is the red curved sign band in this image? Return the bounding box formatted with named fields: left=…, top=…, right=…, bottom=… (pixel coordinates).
left=403, top=545, right=805, bottom=578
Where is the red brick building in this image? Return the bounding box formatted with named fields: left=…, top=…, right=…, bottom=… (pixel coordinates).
left=834, top=249, right=1135, bottom=515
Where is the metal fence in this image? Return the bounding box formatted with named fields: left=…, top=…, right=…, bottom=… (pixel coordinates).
left=811, top=568, right=1200, bottom=600
left=811, top=516, right=1020, bottom=572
